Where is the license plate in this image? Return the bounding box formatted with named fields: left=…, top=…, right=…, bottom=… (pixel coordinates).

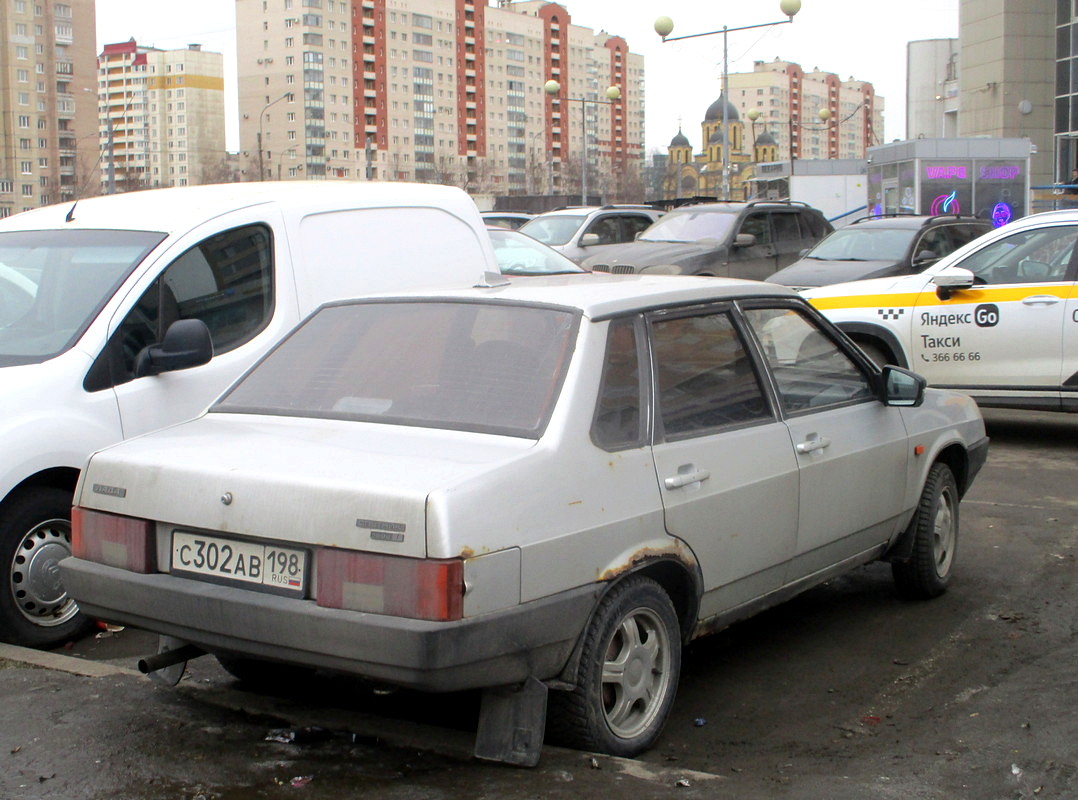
left=171, top=531, right=307, bottom=597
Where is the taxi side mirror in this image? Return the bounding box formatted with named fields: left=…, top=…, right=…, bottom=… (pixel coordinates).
left=931, top=266, right=976, bottom=300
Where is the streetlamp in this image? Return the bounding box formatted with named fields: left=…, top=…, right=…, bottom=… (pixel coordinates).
left=655, top=0, right=802, bottom=201
left=257, top=92, right=290, bottom=182
left=543, top=79, right=622, bottom=205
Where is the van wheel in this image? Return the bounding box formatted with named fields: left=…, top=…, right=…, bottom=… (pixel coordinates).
left=893, top=463, right=959, bottom=600
left=0, top=488, right=93, bottom=648
left=548, top=576, right=681, bottom=757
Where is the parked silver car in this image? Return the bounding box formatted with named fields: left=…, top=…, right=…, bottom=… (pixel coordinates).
left=519, top=204, right=662, bottom=263
left=63, top=275, right=987, bottom=766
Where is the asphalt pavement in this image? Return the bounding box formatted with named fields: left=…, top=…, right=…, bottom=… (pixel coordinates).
left=0, top=408, right=1074, bottom=800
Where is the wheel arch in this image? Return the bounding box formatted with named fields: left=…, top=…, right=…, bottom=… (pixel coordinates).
left=1, top=468, right=80, bottom=515
left=554, top=556, right=701, bottom=687
left=884, top=444, right=969, bottom=565
left=836, top=322, right=909, bottom=369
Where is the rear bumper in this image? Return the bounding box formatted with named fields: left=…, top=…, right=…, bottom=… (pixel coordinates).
left=61, top=558, right=600, bottom=692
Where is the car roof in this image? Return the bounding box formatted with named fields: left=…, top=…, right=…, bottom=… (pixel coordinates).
left=848, top=214, right=990, bottom=230
left=0, top=181, right=481, bottom=235
left=532, top=205, right=658, bottom=217
left=340, top=273, right=799, bottom=320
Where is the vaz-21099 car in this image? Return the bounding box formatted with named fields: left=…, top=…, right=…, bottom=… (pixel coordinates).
left=62, top=275, right=988, bottom=766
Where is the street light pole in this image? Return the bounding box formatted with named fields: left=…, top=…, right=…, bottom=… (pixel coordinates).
left=655, top=1, right=802, bottom=201
left=258, top=93, right=290, bottom=182
left=544, top=80, right=622, bottom=205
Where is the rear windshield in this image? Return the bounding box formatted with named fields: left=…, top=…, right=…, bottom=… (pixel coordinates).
left=807, top=227, right=916, bottom=261
left=0, top=229, right=165, bottom=366
left=639, top=209, right=736, bottom=243
left=215, top=300, right=580, bottom=439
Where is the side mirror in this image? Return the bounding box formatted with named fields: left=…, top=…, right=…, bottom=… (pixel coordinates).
left=733, top=232, right=756, bottom=248
left=134, top=319, right=213, bottom=378
left=931, top=266, right=976, bottom=300
left=881, top=365, right=926, bottom=407
left=580, top=232, right=601, bottom=247
left=798, top=247, right=810, bottom=258
left=913, top=249, right=939, bottom=265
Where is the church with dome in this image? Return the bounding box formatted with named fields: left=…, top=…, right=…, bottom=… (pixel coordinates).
left=661, top=93, right=779, bottom=202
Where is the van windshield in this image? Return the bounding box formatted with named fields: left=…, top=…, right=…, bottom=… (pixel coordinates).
left=0, top=229, right=164, bottom=366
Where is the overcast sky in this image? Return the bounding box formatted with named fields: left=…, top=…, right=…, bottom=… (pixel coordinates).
left=95, top=0, right=960, bottom=153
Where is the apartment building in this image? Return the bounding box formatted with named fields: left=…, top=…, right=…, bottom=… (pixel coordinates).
left=98, top=40, right=226, bottom=190
left=0, top=0, right=96, bottom=216
left=726, top=58, right=883, bottom=162
left=236, top=0, right=645, bottom=198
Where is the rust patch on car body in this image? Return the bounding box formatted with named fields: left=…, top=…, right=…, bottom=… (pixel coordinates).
left=597, top=541, right=695, bottom=582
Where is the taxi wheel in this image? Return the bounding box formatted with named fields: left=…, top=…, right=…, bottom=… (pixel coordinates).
left=547, top=576, right=681, bottom=757
left=893, top=463, right=959, bottom=600
left=0, top=487, right=94, bottom=648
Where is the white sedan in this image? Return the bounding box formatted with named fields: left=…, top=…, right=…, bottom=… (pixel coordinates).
left=62, top=275, right=987, bottom=766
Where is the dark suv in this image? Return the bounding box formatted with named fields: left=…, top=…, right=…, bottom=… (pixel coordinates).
left=580, top=201, right=832, bottom=281
left=767, top=214, right=993, bottom=289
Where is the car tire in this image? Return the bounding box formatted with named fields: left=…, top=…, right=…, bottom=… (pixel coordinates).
left=547, top=575, right=681, bottom=757
left=892, top=463, right=959, bottom=600
left=0, top=487, right=93, bottom=648
left=857, top=340, right=892, bottom=368
left=215, top=654, right=315, bottom=688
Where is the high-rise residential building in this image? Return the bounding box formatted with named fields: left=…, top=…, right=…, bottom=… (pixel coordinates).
left=236, top=0, right=645, bottom=199
left=98, top=40, right=226, bottom=191
left=0, top=0, right=96, bottom=216
left=725, top=59, right=884, bottom=162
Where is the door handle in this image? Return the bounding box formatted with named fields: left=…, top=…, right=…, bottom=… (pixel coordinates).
left=796, top=435, right=831, bottom=454
left=664, top=469, right=711, bottom=489
left=1021, top=295, right=1061, bottom=306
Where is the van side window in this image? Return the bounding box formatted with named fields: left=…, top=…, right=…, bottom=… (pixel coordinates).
left=108, top=225, right=274, bottom=386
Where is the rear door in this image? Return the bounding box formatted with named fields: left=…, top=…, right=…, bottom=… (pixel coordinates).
left=771, top=211, right=809, bottom=271
left=647, top=305, right=799, bottom=617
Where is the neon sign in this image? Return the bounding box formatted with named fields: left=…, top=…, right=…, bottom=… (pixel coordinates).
left=980, top=165, right=1020, bottom=180
left=925, top=166, right=967, bottom=180
left=991, top=202, right=1013, bottom=227
left=930, top=191, right=960, bottom=215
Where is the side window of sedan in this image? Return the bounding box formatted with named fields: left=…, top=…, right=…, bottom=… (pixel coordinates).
left=593, top=317, right=646, bottom=449
left=742, top=306, right=874, bottom=414
left=650, top=311, right=773, bottom=439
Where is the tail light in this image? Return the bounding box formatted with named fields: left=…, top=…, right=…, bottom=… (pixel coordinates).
left=316, top=549, right=463, bottom=621
left=72, top=507, right=155, bottom=573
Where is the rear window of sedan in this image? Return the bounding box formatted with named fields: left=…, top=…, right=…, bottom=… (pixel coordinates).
left=214, top=300, right=580, bottom=438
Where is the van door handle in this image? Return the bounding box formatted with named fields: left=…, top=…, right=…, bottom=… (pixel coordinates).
left=664, top=469, right=711, bottom=489
left=1021, top=295, right=1060, bottom=306
left=796, top=435, right=831, bottom=454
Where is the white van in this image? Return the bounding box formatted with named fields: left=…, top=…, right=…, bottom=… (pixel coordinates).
left=0, top=181, right=497, bottom=648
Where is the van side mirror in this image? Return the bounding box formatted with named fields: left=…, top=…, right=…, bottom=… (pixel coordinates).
left=881, top=365, right=925, bottom=407
left=134, top=319, right=213, bottom=378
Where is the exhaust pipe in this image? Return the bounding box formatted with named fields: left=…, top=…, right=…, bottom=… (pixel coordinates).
left=138, top=643, right=203, bottom=675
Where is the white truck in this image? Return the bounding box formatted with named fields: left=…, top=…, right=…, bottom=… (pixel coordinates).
left=0, top=181, right=497, bottom=647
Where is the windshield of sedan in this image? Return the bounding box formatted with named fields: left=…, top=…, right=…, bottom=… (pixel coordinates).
left=215, top=300, right=580, bottom=438
left=0, top=229, right=166, bottom=366
left=638, top=209, right=737, bottom=243
left=805, top=227, right=916, bottom=261
left=519, top=215, right=587, bottom=245
left=488, top=229, right=584, bottom=275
